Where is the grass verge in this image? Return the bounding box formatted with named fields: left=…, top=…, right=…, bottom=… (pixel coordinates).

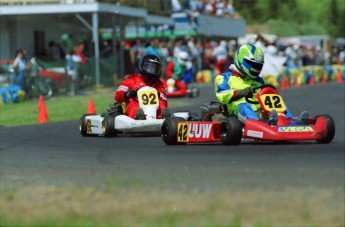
left=0, top=89, right=187, bottom=127
left=0, top=185, right=344, bottom=227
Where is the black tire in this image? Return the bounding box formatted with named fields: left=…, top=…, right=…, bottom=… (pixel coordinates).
left=188, top=87, right=200, bottom=98
left=161, top=117, right=187, bottom=145
left=102, top=113, right=118, bottom=138
left=220, top=117, right=243, bottom=145
left=79, top=114, right=96, bottom=137
left=314, top=114, right=335, bottom=144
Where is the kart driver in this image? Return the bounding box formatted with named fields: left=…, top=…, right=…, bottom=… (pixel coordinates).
left=115, top=54, right=167, bottom=119
left=214, top=43, right=309, bottom=126
left=164, top=51, right=189, bottom=96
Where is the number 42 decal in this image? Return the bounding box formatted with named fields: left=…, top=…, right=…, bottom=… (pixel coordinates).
left=177, top=123, right=189, bottom=142
left=260, top=94, right=286, bottom=112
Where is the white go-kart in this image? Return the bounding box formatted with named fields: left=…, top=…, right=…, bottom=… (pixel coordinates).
left=79, top=86, right=194, bottom=137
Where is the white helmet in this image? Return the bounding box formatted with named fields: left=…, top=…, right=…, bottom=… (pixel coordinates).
left=177, top=51, right=189, bottom=66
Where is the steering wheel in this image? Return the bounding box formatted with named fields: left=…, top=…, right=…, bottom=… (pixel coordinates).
left=245, top=84, right=277, bottom=104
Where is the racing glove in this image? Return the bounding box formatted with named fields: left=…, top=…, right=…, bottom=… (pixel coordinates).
left=230, top=87, right=255, bottom=102
left=124, top=90, right=137, bottom=99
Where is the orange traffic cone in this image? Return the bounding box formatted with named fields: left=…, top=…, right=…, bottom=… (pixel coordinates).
left=294, top=76, right=301, bottom=87
left=38, top=96, right=48, bottom=124
left=280, top=78, right=286, bottom=90
left=336, top=72, right=343, bottom=84
left=320, top=73, right=327, bottom=84
left=309, top=76, right=315, bottom=86
left=284, top=77, right=290, bottom=89
left=87, top=100, right=96, bottom=114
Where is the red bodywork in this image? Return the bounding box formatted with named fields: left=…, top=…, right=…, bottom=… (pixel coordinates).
left=176, top=115, right=329, bottom=143
left=173, top=85, right=332, bottom=144
left=177, top=121, right=221, bottom=143
left=243, top=117, right=327, bottom=141
left=166, top=89, right=188, bottom=98
left=39, top=70, right=65, bottom=90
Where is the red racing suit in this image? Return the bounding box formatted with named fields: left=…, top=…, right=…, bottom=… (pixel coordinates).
left=164, top=59, right=188, bottom=95
left=114, top=74, right=167, bottom=119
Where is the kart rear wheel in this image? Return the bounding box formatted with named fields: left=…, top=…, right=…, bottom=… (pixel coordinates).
left=220, top=117, right=243, bottom=145
left=162, top=117, right=187, bottom=145
left=79, top=114, right=96, bottom=137
left=102, top=113, right=118, bottom=138
left=314, top=114, right=335, bottom=144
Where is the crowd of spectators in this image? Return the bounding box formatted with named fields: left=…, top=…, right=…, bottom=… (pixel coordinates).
left=118, top=35, right=345, bottom=82
left=116, top=36, right=238, bottom=82
left=253, top=34, right=345, bottom=68
left=171, top=0, right=238, bottom=19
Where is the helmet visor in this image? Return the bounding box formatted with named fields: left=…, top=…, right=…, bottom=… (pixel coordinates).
left=244, top=58, right=264, bottom=71
left=142, top=60, right=161, bottom=75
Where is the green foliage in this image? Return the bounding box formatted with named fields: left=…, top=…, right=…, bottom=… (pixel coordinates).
left=234, top=0, right=345, bottom=37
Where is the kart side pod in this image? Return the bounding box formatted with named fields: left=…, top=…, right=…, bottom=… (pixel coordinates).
left=161, top=117, right=243, bottom=145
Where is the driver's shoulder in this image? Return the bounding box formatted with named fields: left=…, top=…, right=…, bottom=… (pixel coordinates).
left=255, top=77, right=265, bottom=85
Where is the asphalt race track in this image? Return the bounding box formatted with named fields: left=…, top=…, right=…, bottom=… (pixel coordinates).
left=0, top=83, right=344, bottom=192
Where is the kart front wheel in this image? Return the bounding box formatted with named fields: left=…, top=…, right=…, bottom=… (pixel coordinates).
left=314, top=114, right=335, bottom=144
left=102, top=113, right=118, bottom=138
left=79, top=114, right=96, bottom=137
left=161, top=117, right=187, bottom=145
left=220, top=117, right=243, bottom=145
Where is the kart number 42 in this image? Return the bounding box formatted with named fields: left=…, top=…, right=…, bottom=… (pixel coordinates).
left=260, top=94, right=286, bottom=112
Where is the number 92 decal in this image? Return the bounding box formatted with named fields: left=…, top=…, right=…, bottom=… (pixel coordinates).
left=138, top=90, right=158, bottom=106
left=260, top=94, right=286, bottom=112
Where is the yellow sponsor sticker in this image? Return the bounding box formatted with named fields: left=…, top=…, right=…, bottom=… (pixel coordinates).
left=177, top=123, right=189, bottom=142
left=278, top=126, right=314, bottom=132
left=138, top=90, right=158, bottom=106
left=86, top=119, right=92, bottom=133
left=260, top=94, right=286, bottom=112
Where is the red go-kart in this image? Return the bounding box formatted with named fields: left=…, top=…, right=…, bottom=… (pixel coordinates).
left=161, top=84, right=335, bottom=145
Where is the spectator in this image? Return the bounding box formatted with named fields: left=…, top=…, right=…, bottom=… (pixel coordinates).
left=215, top=0, right=225, bottom=16
left=284, top=44, right=297, bottom=67
left=205, top=0, right=216, bottom=15
left=265, top=42, right=278, bottom=56
left=224, top=0, right=236, bottom=18
left=47, top=41, right=65, bottom=60
left=171, top=0, right=182, bottom=13
left=337, top=47, right=345, bottom=65
left=173, top=39, right=183, bottom=58
left=65, top=49, right=81, bottom=96
left=183, top=0, right=198, bottom=28
left=132, top=38, right=144, bottom=73
left=212, top=40, right=229, bottom=73
left=75, top=42, right=88, bottom=90
left=254, top=34, right=267, bottom=53
left=12, top=49, right=30, bottom=92
left=144, top=38, right=160, bottom=57
left=187, top=36, right=201, bottom=80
